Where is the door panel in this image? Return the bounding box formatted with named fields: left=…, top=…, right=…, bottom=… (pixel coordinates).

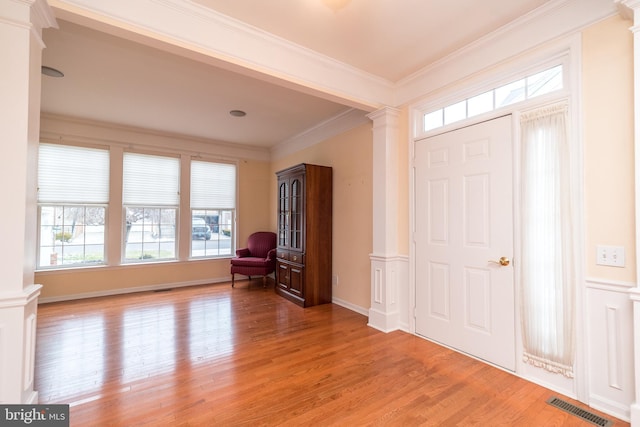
left=415, top=115, right=515, bottom=371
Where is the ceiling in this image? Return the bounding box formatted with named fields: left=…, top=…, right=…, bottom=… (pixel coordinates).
left=41, top=0, right=552, bottom=149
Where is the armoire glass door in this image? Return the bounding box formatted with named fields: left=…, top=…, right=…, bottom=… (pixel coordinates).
left=290, top=177, right=302, bottom=250
left=278, top=179, right=289, bottom=247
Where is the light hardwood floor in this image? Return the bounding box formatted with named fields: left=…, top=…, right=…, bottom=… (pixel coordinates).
left=35, top=280, right=629, bottom=426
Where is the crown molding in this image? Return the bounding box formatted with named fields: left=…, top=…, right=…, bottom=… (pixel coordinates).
left=47, top=0, right=392, bottom=111
left=32, top=0, right=57, bottom=30
left=615, top=0, right=640, bottom=23
left=395, top=0, right=617, bottom=107
left=270, top=108, right=370, bottom=161
left=2, top=0, right=57, bottom=34
left=40, top=113, right=272, bottom=162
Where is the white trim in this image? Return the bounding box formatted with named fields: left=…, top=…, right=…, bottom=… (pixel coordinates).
left=40, top=113, right=271, bottom=162
left=48, top=0, right=392, bottom=110
left=37, top=277, right=229, bottom=304
left=38, top=278, right=373, bottom=316
left=412, top=43, right=575, bottom=140
left=586, top=277, right=637, bottom=291
left=46, top=0, right=615, bottom=113
left=618, top=2, right=640, bottom=425
left=0, top=284, right=42, bottom=308
left=270, top=108, right=370, bottom=161
left=415, top=62, right=568, bottom=139
left=397, top=0, right=616, bottom=107
left=331, top=297, right=369, bottom=317
left=615, top=0, right=640, bottom=20
left=409, top=32, right=586, bottom=402
left=590, top=394, right=631, bottom=423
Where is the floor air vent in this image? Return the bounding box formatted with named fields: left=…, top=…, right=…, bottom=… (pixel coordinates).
left=546, top=397, right=612, bottom=427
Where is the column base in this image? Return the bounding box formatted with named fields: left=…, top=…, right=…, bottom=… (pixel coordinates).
left=0, top=284, right=42, bottom=404
left=367, top=307, right=399, bottom=333
left=368, top=254, right=409, bottom=333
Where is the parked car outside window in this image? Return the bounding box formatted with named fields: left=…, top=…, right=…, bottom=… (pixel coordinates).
left=192, top=217, right=211, bottom=240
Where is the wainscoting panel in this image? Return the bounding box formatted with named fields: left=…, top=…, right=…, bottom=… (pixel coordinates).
left=586, top=279, right=634, bottom=421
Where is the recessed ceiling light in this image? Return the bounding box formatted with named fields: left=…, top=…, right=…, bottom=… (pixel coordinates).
left=229, top=110, right=246, bottom=117
left=41, top=66, right=64, bottom=78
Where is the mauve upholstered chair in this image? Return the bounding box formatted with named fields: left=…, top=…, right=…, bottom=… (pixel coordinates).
left=230, top=231, right=277, bottom=288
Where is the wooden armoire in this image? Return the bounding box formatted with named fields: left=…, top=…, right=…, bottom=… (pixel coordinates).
left=275, top=163, right=332, bottom=307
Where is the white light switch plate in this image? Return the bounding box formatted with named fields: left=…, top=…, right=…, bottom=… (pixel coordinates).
left=596, top=245, right=625, bottom=267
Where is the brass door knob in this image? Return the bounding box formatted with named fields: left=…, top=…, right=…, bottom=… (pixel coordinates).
left=489, top=257, right=510, bottom=266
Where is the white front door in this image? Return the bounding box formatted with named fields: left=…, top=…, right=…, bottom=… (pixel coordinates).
left=414, top=115, right=515, bottom=371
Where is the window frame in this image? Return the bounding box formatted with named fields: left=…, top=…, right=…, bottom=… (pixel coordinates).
left=36, top=143, right=110, bottom=270
left=122, top=205, right=178, bottom=263
left=37, top=204, right=108, bottom=269
left=121, top=151, right=181, bottom=264
left=189, top=159, right=237, bottom=260
left=415, top=58, right=569, bottom=139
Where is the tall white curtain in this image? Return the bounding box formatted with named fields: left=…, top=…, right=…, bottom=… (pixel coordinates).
left=520, top=102, right=576, bottom=377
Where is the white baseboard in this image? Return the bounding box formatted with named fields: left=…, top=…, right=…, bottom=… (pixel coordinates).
left=37, top=277, right=231, bottom=304
left=630, top=402, right=640, bottom=426
left=331, top=296, right=369, bottom=317
left=589, top=394, right=631, bottom=423
left=39, top=281, right=374, bottom=321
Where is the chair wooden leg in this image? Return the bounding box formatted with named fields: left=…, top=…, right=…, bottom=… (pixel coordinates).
left=231, top=273, right=235, bottom=288
left=262, top=275, right=267, bottom=288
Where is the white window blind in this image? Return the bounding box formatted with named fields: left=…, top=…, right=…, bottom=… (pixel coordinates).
left=123, top=153, right=180, bottom=206
left=38, top=143, right=110, bottom=204
left=190, top=161, right=236, bottom=209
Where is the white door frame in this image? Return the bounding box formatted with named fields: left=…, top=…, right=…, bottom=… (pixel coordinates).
left=408, top=35, right=586, bottom=402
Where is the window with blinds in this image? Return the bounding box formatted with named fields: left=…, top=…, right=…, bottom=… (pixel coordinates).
left=36, top=145, right=239, bottom=269
left=37, top=143, right=109, bottom=268
left=122, top=152, right=179, bottom=263
left=190, top=160, right=236, bottom=258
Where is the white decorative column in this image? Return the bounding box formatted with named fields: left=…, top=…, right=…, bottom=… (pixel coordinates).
left=367, top=107, right=403, bottom=332
left=616, top=0, right=640, bottom=425
left=0, top=0, right=55, bottom=404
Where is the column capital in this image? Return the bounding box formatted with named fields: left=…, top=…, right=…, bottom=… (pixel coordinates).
left=31, top=0, right=58, bottom=32
left=0, top=0, right=56, bottom=28
left=616, top=0, right=640, bottom=22
left=367, top=106, right=401, bottom=124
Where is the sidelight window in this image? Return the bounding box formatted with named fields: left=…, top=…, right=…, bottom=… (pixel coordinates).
left=520, top=102, right=576, bottom=377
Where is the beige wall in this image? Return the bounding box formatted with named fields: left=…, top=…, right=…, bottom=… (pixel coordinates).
left=35, top=117, right=373, bottom=308
left=397, top=107, right=410, bottom=256
left=583, top=15, right=635, bottom=282
left=35, top=116, right=274, bottom=301
left=37, top=16, right=631, bottom=308
left=237, top=159, right=274, bottom=245
left=36, top=260, right=230, bottom=298
left=36, top=157, right=271, bottom=300
left=271, top=123, right=374, bottom=309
